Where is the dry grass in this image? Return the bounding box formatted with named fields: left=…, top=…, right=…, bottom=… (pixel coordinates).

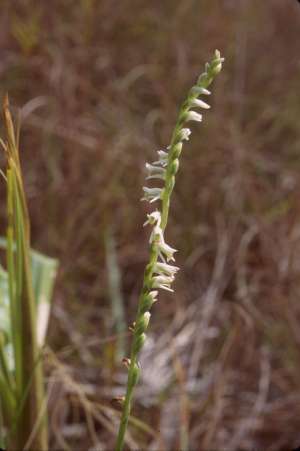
left=1, top=0, right=300, bottom=449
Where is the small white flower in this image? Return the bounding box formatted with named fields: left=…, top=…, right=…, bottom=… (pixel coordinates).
left=145, top=163, right=166, bottom=180
left=191, top=86, right=211, bottom=96
left=151, top=274, right=175, bottom=292
left=158, top=241, right=177, bottom=262
left=149, top=223, right=163, bottom=244
left=143, top=211, right=161, bottom=227
left=152, top=150, right=168, bottom=167
left=150, top=226, right=177, bottom=261
left=199, top=87, right=211, bottom=95
left=154, top=261, right=179, bottom=277
left=149, top=225, right=177, bottom=261
left=186, top=111, right=203, bottom=122
left=191, top=98, right=210, bottom=109
left=178, top=128, right=191, bottom=142
left=142, top=187, right=163, bottom=203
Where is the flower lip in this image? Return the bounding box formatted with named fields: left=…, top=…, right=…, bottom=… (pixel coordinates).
left=178, top=128, right=191, bottom=142
left=143, top=211, right=161, bottom=227
left=157, top=241, right=177, bottom=262
left=152, top=150, right=169, bottom=167
left=141, top=187, right=163, bottom=203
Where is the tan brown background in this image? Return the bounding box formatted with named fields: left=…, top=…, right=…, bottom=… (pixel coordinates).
left=1, top=1, right=300, bottom=449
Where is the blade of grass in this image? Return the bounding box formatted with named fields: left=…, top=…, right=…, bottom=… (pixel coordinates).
left=0, top=373, right=15, bottom=426
left=105, top=227, right=127, bottom=362
left=3, top=95, right=48, bottom=450
left=6, top=169, right=22, bottom=394
left=0, top=343, right=14, bottom=395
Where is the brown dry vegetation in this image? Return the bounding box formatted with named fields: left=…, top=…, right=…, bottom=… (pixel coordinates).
left=1, top=0, right=300, bottom=450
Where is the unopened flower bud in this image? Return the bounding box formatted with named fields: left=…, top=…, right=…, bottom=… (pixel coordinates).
left=133, top=333, right=146, bottom=354
left=129, top=321, right=136, bottom=332
left=135, top=312, right=151, bottom=335
left=172, top=142, right=182, bottom=159
left=122, top=358, right=131, bottom=369
left=140, top=291, right=158, bottom=313
left=170, top=159, right=179, bottom=176
left=130, top=362, right=141, bottom=386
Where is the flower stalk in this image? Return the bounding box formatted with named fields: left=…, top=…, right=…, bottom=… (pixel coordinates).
left=115, top=50, right=224, bottom=450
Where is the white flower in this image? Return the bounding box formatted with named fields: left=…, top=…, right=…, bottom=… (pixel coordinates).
left=152, top=150, right=168, bottom=167
left=151, top=274, right=175, bottom=292
left=142, top=187, right=163, bottom=203
left=186, top=111, right=203, bottom=122
left=154, top=261, right=179, bottom=277
left=199, top=87, right=211, bottom=95
left=149, top=225, right=177, bottom=261
left=191, top=98, right=210, bottom=109
left=149, top=223, right=163, bottom=244
left=143, top=211, right=161, bottom=227
left=158, top=241, right=177, bottom=262
left=190, top=86, right=211, bottom=96
left=178, top=128, right=191, bottom=142
left=145, top=163, right=166, bottom=180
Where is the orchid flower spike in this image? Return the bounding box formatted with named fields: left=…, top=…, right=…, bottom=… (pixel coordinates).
left=116, top=50, right=224, bottom=450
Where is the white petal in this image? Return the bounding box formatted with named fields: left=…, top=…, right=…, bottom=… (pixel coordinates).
left=186, top=111, right=203, bottom=122
left=199, top=87, right=211, bottom=95
left=157, top=284, right=174, bottom=292
left=191, top=86, right=211, bottom=96
left=191, top=98, right=210, bottom=109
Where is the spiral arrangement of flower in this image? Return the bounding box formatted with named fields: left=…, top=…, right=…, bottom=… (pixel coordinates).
left=116, top=50, right=224, bottom=451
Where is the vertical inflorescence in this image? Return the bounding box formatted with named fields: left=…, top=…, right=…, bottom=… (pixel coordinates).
left=115, top=50, right=224, bottom=451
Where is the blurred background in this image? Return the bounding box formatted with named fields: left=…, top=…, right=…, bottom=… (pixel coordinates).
left=1, top=0, right=300, bottom=449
